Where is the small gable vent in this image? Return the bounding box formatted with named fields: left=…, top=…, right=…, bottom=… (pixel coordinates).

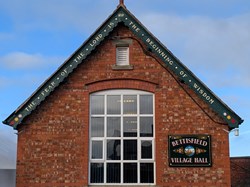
left=116, top=47, right=129, bottom=66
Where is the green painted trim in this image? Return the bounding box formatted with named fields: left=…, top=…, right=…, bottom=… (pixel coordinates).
left=3, top=5, right=243, bottom=129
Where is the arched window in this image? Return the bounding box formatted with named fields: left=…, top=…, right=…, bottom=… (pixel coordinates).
left=89, top=89, right=155, bottom=185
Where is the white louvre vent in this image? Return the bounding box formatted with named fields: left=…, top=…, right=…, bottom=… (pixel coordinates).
left=116, top=47, right=129, bottom=66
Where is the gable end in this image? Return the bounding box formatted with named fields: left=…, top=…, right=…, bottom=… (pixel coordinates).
left=3, top=5, right=243, bottom=129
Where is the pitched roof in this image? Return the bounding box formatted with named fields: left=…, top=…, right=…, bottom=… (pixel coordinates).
left=3, top=4, right=243, bottom=129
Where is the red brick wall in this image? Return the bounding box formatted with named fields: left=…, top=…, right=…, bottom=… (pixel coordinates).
left=16, top=24, right=231, bottom=187
left=231, top=157, right=250, bottom=187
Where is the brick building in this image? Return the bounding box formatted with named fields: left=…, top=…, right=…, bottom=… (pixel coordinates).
left=3, top=2, right=243, bottom=187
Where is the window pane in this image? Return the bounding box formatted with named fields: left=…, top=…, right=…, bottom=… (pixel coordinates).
left=90, top=163, right=104, bottom=183
left=92, top=141, right=103, bottom=159
left=107, top=117, right=121, bottom=137
left=124, top=163, right=137, bottom=183
left=107, top=163, right=121, bottom=183
left=141, top=141, right=152, bottom=159
left=107, top=140, right=121, bottom=160
left=91, top=95, right=104, bottom=114
left=123, top=117, right=137, bottom=137
left=140, top=95, right=153, bottom=114
left=140, top=163, right=154, bottom=183
left=107, top=95, right=121, bottom=114
left=124, top=140, right=137, bottom=160
left=140, top=117, right=153, bottom=137
left=123, top=95, right=137, bottom=114
left=91, top=117, right=104, bottom=137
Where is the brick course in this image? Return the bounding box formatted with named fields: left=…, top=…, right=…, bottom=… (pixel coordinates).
left=16, top=24, right=231, bottom=187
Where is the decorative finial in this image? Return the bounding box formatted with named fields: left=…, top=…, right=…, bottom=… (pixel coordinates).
left=119, top=0, right=124, bottom=5
left=117, top=0, right=126, bottom=8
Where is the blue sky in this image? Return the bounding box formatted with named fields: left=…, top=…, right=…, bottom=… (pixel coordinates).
left=0, top=0, right=249, bottom=169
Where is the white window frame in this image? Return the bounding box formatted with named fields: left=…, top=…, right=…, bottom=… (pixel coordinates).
left=89, top=89, right=155, bottom=185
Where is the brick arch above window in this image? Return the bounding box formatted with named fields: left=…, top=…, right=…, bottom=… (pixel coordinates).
left=85, top=78, right=158, bottom=94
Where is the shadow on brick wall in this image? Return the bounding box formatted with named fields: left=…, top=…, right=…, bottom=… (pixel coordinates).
left=231, top=157, right=250, bottom=187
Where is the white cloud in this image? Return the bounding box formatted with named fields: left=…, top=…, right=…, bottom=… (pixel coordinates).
left=0, top=0, right=116, bottom=33
left=0, top=52, right=63, bottom=70
left=0, top=77, right=12, bottom=89
left=0, top=32, right=14, bottom=41
left=0, top=52, right=64, bottom=92
left=141, top=13, right=250, bottom=87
